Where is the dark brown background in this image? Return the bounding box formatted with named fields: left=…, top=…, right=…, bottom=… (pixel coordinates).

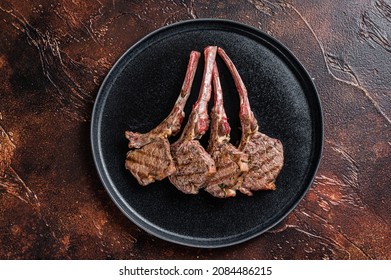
left=0, top=0, right=390, bottom=259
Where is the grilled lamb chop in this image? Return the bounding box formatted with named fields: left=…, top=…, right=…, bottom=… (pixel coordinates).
left=125, top=51, right=201, bottom=186
left=218, top=47, right=284, bottom=196
left=169, top=46, right=217, bottom=194
left=204, top=63, right=249, bottom=198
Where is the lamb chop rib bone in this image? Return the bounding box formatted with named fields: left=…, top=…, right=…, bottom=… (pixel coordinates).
left=217, top=47, right=284, bottom=195
left=125, top=51, right=201, bottom=149
left=178, top=48, right=216, bottom=140
left=205, top=63, right=249, bottom=198
left=125, top=51, right=201, bottom=186
left=169, top=46, right=218, bottom=194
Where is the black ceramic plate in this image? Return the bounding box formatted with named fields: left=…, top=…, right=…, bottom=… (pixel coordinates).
left=91, top=19, right=323, bottom=248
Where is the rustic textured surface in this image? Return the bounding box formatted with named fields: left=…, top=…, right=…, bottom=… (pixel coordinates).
left=0, top=0, right=390, bottom=259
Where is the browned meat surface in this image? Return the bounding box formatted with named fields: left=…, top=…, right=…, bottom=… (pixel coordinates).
left=169, top=46, right=217, bottom=194
left=169, top=140, right=216, bottom=193
left=125, top=138, right=176, bottom=185
left=125, top=51, right=200, bottom=185
left=240, top=132, right=284, bottom=194
left=205, top=63, right=249, bottom=198
left=218, top=47, right=284, bottom=196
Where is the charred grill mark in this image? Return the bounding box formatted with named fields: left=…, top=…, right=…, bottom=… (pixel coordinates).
left=173, top=159, right=194, bottom=168
left=172, top=143, right=210, bottom=165
left=250, top=150, right=282, bottom=168
left=213, top=160, right=237, bottom=174
left=173, top=174, right=208, bottom=188
left=131, top=146, right=170, bottom=162
left=126, top=157, right=160, bottom=173
left=174, top=165, right=209, bottom=177
left=249, top=164, right=282, bottom=179
left=127, top=159, right=176, bottom=183
left=172, top=148, right=196, bottom=163
left=174, top=169, right=209, bottom=177
left=126, top=153, right=172, bottom=172
left=132, top=168, right=158, bottom=180
left=208, top=172, right=238, bottom=185
left=174, top=154, right=200, bottom=167
left=174, top=153, right=215, bottom=175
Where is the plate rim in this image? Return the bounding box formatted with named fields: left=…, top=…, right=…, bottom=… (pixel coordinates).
left=90, top=18, right=324, bottom=248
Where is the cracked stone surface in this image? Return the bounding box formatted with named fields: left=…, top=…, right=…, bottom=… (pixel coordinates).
left=0, top=0, right=390, bottom=259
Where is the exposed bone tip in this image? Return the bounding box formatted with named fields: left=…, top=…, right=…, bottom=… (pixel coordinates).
left=217, top=47, right=226, bottom=55
left=205, top=45, right=218, bottom=51
left=191, top=50, right=201, bottom=56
